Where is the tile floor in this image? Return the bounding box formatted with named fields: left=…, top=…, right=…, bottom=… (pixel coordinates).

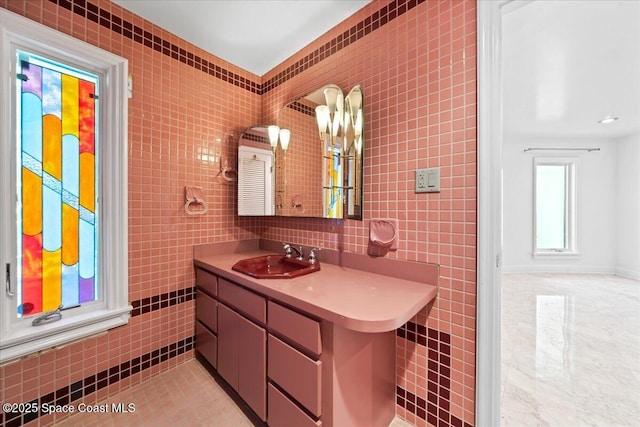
left=61, top=357, right=415, bottom=426
left=501, top=274, right=640, bottom=426
left=60, top=359, right=255, bottom=427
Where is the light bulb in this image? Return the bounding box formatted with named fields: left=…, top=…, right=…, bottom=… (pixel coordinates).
left=324, top=87, right=339, bottom=116
left=268, top=125, right=280, bottom=151
left=315, top=105, right=329, bottom=142
left=279, top=129, right=290, bottom=151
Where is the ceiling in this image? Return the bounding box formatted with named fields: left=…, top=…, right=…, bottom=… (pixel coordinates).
left=112, top=0, right=638, bottom=140
left=502, top=0, right=640, bottom=139
left=112, top=0, right=370, bottom=76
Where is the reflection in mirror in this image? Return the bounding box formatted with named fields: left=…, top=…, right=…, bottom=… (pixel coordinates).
left=342, top=85, right=363, bottom=218
left=277, top=84, right=364, bottom=220
left=237, top=127, right=275, bottom=216
left=275, top=97, right=324, bottom=217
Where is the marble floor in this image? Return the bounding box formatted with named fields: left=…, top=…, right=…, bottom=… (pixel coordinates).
left=501, top=274, right=640, bottom=427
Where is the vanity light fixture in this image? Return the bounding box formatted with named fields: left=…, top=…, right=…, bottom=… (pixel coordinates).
left=354, top=108, right=363, bottom=154
left=267, top=125, right=291, bottom=153
left=279, top=128, right=291, bottom=152
left=346, top=86, right=363, bottom=154
left=315, top=85, right=344, bottom=147
left=598, top=116, right=619, bottom=124
left=268, top=125, right=280, bottom=151
left=315, top=105, right=330, bottom=143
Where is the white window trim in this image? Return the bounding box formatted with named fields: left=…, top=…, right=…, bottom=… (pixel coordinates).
left=0, top=10, right=129, bottom=363
left=532, top=156, right=579, bottom=257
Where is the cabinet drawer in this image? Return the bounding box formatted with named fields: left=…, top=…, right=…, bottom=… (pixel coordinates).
left=196, top=321, right=217, bottom=368
left=196, top=290, right=217, bottom=332
left=196, top=268, right=217, bottom=296
left=268, top=301, right=321, bottom=357
left=268, top=335, right=321, bottom=417
left=218, top=278, right=266, bottom=324
left=268, top=384, right=321, bottom=427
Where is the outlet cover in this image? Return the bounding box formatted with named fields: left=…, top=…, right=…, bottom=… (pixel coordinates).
left=415, top=167, right=440, bottom=193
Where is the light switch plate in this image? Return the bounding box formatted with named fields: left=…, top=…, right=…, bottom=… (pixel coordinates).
left=415, top=167, right=440, bottom=193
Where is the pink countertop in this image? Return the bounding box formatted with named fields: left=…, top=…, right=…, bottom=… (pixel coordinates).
left=194, top=249, right=438, bottom=333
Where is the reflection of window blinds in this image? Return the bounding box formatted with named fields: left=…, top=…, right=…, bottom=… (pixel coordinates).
left=239, top=157, right=266, bottom=214
left=238, top=146, right=273, bottom=215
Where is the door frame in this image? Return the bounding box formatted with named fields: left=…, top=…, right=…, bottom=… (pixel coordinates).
left=476, top=1, right=503, bottom=426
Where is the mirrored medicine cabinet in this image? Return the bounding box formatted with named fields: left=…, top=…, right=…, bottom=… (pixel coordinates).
left=237, top=84, right=364, bottom=220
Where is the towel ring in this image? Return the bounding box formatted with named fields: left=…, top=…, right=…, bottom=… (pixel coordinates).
left=221, top=167, right=237, bottom=182
left=185, top=199, right=208, bottom=216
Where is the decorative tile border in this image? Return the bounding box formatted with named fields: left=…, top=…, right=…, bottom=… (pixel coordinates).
left=397, top=323, right=470, bottom=427
left=130, top=287, right=196, bottom=317
left=288, top=100, right=316, bottom=117
left=241, top=132, right=269, bottom=144
left=48, top=0, right=261, bottom=93
left=262, top=0, right=423, bottom=92
left=0, top=336, right=195, bottom=427
left=49, top=0, right=424, bottom=95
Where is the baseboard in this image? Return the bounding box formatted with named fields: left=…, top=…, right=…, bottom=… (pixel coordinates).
left=615, top=267, right=640, bottom=280
left=502, top=265, right=616, bottom=275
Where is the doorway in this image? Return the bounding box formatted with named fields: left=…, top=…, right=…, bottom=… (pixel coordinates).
left=477, top=1, right=640, bottom=425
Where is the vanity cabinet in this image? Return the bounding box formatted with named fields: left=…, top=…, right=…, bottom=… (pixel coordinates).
left=194, top=244, right=439, bottom=427
left=195, top=269, right=324, bottom=426
left=216, top=278, right=267, bottom=421
left=195, top=269, right=218, bottom=368
left=194, top=262, right=401, bottom=427
left=196, top=268, right=268, bottom=420
left=267, top=301, right=322, bottom=426
left=217, top=304, right=267, bottom=421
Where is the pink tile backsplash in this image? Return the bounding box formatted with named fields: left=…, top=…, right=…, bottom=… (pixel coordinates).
left=0, top=1, right=476, bottom=426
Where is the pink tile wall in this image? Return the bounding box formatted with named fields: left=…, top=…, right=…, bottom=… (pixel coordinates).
left=260, top=1, right=477, bottom=425
left=1, top=0, right=262, bottom=426
left=1, top=1, right=477, bottom=426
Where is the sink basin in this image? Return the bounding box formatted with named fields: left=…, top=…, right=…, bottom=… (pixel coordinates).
left=232, top=255, right=320, bottom=279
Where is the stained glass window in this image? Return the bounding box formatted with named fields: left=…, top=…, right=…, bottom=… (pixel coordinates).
left=16, top=50, right=99, bottom=318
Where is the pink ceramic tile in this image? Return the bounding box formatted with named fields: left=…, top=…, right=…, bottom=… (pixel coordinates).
left=0, top=0, right=477, bottom=425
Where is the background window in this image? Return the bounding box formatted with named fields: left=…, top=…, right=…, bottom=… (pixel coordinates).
left=534, top=159, right=576, bottom=253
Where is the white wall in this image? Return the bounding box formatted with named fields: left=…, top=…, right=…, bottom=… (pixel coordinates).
left=616, top=133, right=640, bottom=279
left=503, top=137, right=618, bottom=273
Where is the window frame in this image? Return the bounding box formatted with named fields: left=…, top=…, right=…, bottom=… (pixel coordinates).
left=0, top=10, right=129, bottom=363
left=532, top=156, right=579, bottom=257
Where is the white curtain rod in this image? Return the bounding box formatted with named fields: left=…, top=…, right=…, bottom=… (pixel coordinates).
left=523, top=147, right=600, bottom=153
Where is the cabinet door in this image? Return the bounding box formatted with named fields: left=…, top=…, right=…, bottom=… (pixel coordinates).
left=217, top=304, right=239, bottom=391
left=238, top=315, right=267, bottom=421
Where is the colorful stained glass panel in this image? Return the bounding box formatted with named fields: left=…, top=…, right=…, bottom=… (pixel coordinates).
left=16, top=50, right=99, bottom=317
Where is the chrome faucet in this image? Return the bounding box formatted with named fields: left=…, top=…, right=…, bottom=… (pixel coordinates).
left=308, top=247, right=321, bottom=264
left=283, top=243, right=304, bottom=260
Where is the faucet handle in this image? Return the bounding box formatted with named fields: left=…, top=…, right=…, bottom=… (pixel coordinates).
left=283, top=243, right=293, bottom=258
left=308, top=247, right=322, bottom=264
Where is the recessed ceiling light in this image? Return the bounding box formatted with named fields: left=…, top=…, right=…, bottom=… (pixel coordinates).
left=598, top=117, right=619, bottom=124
